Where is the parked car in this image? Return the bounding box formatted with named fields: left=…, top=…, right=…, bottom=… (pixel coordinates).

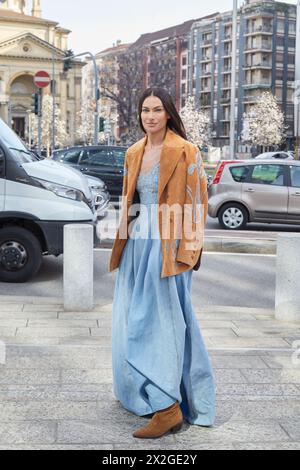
left=208, top=159, right=300, bottom=230
left=52, top=145, right=127, bottom=204
left=254, top=151, right=294, bottom=160
left=0, top=118, right=110, bottom=282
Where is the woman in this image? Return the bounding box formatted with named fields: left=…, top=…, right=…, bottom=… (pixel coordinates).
left=109, top=87, right=216, bottom=439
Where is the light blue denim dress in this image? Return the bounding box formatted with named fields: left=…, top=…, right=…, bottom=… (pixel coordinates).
left=111, top=160, right=216, bottom=426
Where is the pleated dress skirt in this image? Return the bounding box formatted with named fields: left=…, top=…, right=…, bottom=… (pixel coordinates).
left=111, top=162, right=216, bottom=426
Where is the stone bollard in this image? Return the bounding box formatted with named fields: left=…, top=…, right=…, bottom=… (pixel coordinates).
left=275, top=233, right=300, bottom=323
left=64, top=224, right=94, bottom=312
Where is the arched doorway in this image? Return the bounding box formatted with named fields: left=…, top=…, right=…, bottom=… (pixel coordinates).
left=9, top=74, right=35, bottom=140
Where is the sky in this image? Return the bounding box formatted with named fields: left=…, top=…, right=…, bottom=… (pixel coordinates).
left=39, top=0, right=298, bottom=55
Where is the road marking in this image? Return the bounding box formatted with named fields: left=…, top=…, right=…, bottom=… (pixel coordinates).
left=201, top=252, right=276, bottom=257
left=1, top=344, right=293, bottom=353
left=208, top=348, right=294, bottom=352
left=94, top=248, right=276, bottom=257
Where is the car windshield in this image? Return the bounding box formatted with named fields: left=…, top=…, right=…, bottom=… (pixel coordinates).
left=9, top=148, right=39, bottom=163
left=0, top=118, right=38, bottom=163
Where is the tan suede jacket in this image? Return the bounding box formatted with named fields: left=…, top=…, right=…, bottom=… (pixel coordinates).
left=108, top=128, right=208, bottom=278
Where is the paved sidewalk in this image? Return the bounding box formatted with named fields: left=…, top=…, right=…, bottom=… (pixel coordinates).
left=0, top=295, right=300, bottom=450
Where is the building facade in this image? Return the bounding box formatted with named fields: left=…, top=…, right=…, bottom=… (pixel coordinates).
left=188, top=0, right=297, bottom=150
left=130, top=19, right=197, bottom=110
left=0, top=0, right=83, bottom=144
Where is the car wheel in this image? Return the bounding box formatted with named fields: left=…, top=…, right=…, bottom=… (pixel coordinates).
left=218, top=203, right=248, bottom=230
left=0, top=227, right=42, bottom=283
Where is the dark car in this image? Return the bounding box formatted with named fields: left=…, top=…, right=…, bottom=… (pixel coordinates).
left=52, top=145, right=127, bottom=203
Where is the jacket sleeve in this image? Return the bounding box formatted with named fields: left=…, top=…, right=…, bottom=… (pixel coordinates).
left=176, top=146, right=208, bottom=267
left=116, top=151, right=130, bottom=240
left=122, top=151, right=129, bottom=198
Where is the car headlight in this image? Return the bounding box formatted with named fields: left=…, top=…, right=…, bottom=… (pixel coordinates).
left=34, top=178, right=85, bottom=202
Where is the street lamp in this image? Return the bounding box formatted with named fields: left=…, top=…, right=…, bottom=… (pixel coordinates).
left=294, top=0, right=300, bottom=160
left=230, top=0, right=238, bottom=160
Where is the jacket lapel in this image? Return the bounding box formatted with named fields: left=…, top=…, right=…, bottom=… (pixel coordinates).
left=126, top=128, right=185, bottom=204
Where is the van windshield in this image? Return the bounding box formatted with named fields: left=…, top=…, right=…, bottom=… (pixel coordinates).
left=0, top=118, right=38, bottom=163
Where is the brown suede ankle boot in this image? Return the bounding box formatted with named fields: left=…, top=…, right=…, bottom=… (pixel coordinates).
left=133, top=401, right=183, bottom=439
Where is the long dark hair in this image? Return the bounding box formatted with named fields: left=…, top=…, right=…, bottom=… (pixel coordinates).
left=138, top=87, right=187, bottom=140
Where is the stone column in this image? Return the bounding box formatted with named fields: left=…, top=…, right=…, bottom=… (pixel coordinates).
left=63, top=225, right=94, bottom=312
left=275, top=233, right=300, bottom=323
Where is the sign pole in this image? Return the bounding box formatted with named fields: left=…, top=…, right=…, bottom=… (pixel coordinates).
left=33, top=70, right=51, bottom=157
left=37, top=88, right=42, bottom=156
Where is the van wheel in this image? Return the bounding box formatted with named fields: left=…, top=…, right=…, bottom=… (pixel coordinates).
left=218, top=203, right=248, bottom=230
left=0, top=227, right=42, bottom=283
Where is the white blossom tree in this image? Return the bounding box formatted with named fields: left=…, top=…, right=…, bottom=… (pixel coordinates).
left=241, top=92, right=288, bottom=150
left=76, top=97, right=95, bottom=145
left=180, top=96, right=211, bottom=147
left=29, top=95, right=68, bottom=157
left=76, top=98, right=112, bottom=145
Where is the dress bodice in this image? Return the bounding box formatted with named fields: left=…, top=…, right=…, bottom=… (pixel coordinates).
left=136, top=161, right=160, bottom=206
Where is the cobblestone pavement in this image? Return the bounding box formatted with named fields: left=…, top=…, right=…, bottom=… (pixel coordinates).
left=0, top=296, right=299, bottom=450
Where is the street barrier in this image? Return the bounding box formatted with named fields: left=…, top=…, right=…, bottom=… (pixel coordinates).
left=275, top=233, right=300, bottom=323
left=63, top=225, right=94, bottom=311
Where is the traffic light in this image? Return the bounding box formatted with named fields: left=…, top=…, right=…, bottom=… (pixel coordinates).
left=99, top=117, right=105, bottom=132
left=63, top=49, right=74, bottom=73
left=63, top=58, right=72, bottom=72
left=31, top=93, right=39, bottom=115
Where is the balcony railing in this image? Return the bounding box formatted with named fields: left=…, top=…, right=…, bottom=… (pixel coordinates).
left=245, top=25, right=273, bottom=34
left=200, top=100, right=211, bottom=107
left=244, top=62, right=272, bottom=68
left=220, top=97, right=231, bottom=103
left=244, top=80, right=272, bottom=88
left=245, top=42, right=272, bottom=51
left=243, top=95, right=260, bottom=102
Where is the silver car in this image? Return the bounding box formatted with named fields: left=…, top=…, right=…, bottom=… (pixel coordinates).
left=254, top=151, right=294, bottom=161
left=208, top=159, right=300, bottom=230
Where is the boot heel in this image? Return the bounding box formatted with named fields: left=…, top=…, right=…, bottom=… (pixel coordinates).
left=171, top=422, right=183, bottom=434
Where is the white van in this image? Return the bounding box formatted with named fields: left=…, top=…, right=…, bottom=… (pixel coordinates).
left=0, top=118, right=109, bottom=283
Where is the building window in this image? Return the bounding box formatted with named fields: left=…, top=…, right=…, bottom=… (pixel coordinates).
left=277, top=19, right=285, bottom=32
left=288, top=37, right=296, bottom=49
left=277, top=36, right=284, bottom=47
left=289, top=21, right=296, bottom=33
left=276, top=53, right=284, bottom=63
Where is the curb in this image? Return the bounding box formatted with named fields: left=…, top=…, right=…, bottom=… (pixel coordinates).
left=98, top=236, right=277, bottom=255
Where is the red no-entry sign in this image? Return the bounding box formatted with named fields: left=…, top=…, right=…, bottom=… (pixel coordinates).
left=34, top=71, right=51, bottom=88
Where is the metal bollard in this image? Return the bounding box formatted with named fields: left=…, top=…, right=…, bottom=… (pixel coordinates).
left=275, top=233, right=300, bottom=323
left=63, top=224, right=94, bottom=312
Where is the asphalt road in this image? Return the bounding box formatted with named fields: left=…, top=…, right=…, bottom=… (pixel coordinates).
left=0, top=250, right=276, bottom=309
